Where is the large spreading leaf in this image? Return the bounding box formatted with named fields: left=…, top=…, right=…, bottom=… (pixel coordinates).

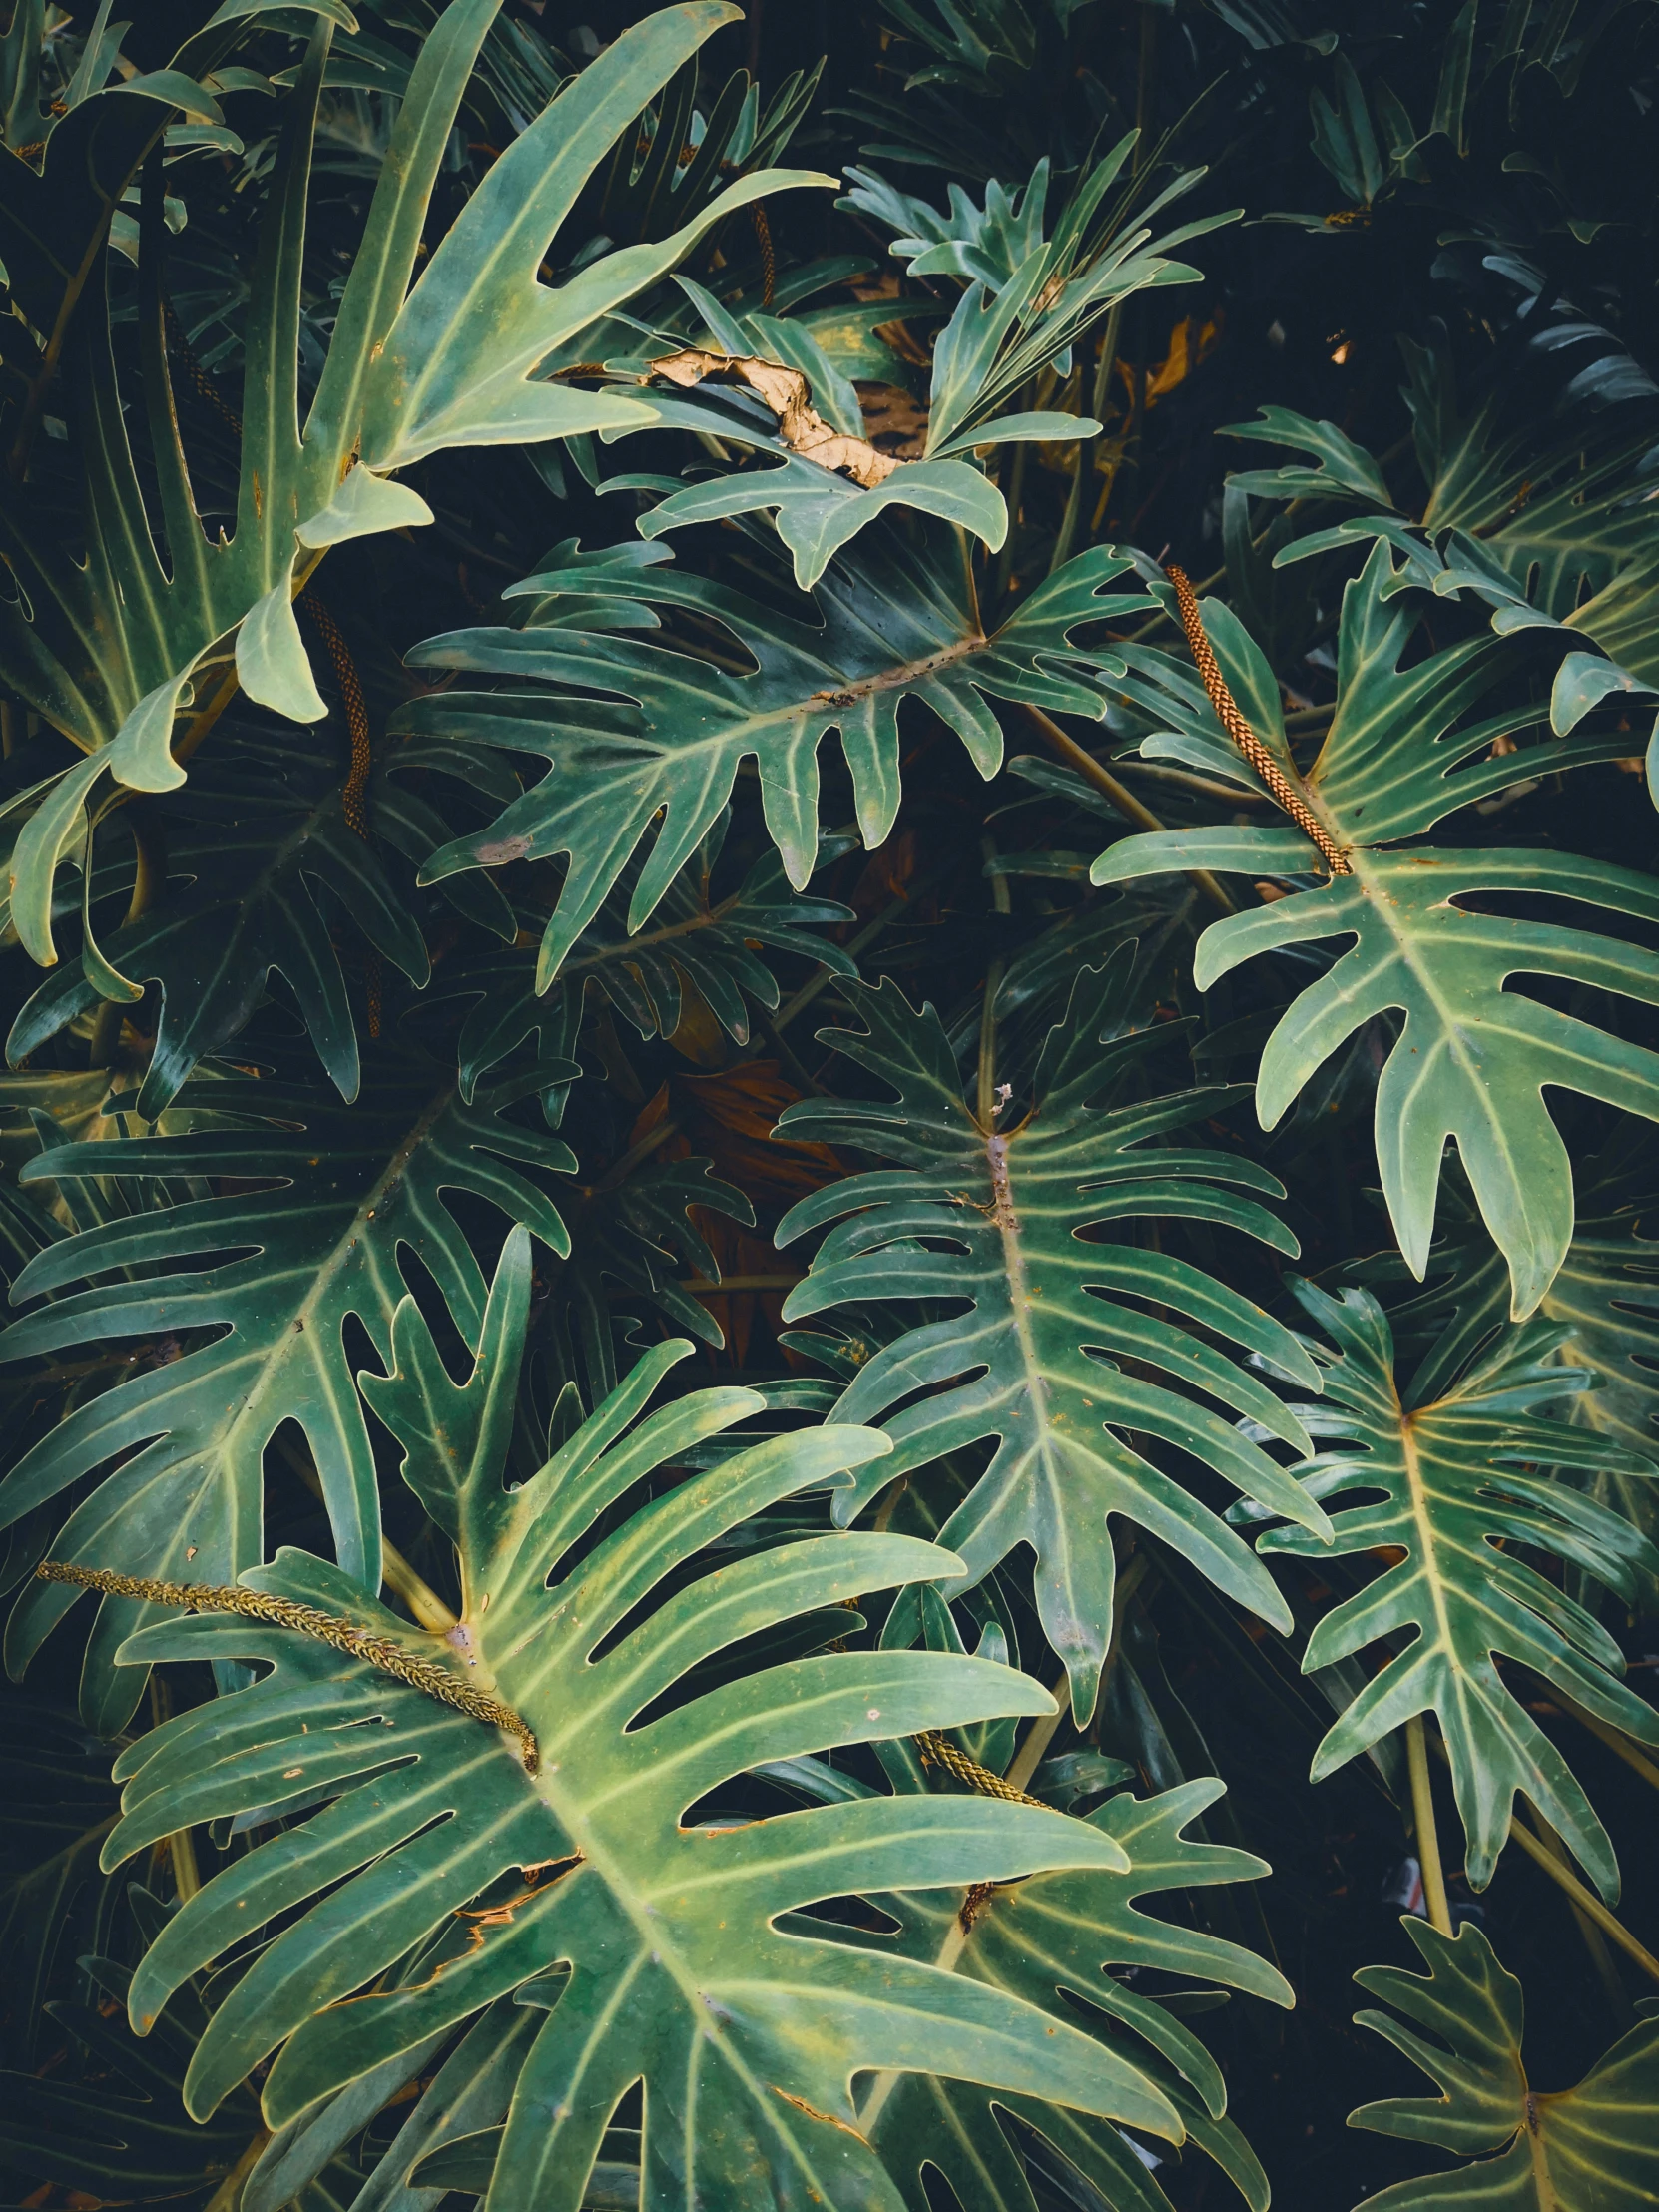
left=859, top=1777, right=1289, bottom=2212
left=1349, top=1918, right=1659, bottom=2210
left=1234, top=1280, right=1659, bottom=1897
left=775, top=955, right=1329, bottom=1721
left=0, top=0, right=829, bottom=966
left=395, top=1772, right=1288, bottom=2212
left=1092, top=541, right=1659, bottom=1318
left=100, top=1229, right=1199, bottom=2212
left=0, top=1057, right=573, bottom=1727
left=405, top=532, right=1149, bottom=989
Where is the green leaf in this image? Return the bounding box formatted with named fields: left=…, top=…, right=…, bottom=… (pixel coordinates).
left=0, top=0, right=828, bottom=963
left=0, top=1944, right=272, bottom=2202
left=1238, top=1280, right=1659, bottom=1897
left=1221, top=404, right=1396, bottom=506
left=860, top=1777, right=1289, bottom=2212
left=1271, top=339, right=1659, bottom=683
left=0, top=1056, right=573, bottom=1728
left=1349, top=1918, right=1659, bottom=2209
left=775, top=955, right=1328, bottom=1722
left=6, top=728, right=430, bottom=1114
left=1093, top=543, right=1659, bottom=1318
left=638, top=441, right=1009, bottom=591
left=98, top=1228, right=1199, bottom=2212
left=0, top=1692, right=120, bottom=2069
left=406, top=532, right=1148, bottom=989
left=613, top=144, right=1225, bottom=580
left=1382, top=1157, right=1659, bottom=1556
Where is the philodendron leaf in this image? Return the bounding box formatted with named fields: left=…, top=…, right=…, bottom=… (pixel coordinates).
left=612, top=135, right=1226, bottom=584
left=1382, top=1164, right=1659, bottom=1552
left=775, top=954, right=1329, bottom=1722
left=0, top=1057, right=573, bottom=1730
left=859, top=1777, right=1290, bottom=2212
left=1233, top=1280, right=1659, bottom=1898
left=0, top=0, right=830, bottom=966
left=405, top=531, right=1148, bottom=990
left=1349, top=1918, right=1659, bottom=2210
left=6, top=727, right=429, bottom=1116
left=98, top=1228, right=1200, bottom=2212
left=1093, top=541, right=1659, bottom=1319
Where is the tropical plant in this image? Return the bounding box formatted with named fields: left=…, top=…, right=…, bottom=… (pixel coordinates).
left=3, top=0, right=1659, bottom=2206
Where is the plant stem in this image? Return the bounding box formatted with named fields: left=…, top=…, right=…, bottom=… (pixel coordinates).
left=1017, top=701, right=1235, bottom=912
left=1422, top=1727, right=1659, bottom=1983
left=170, top=1825, right=202, bottom=1901
left=1555, top=1692, right=1659, bottom=1793
left=381, top=1540, right=458, bottom=1634
left=1521, top=1806, right=1631, bottom=2025
left=1051, top=301, right=1125, bottom=574
left=283, top=1434, right=458, bottom=1631
left=1503, top=1812, right=1659, bottom=1986
left=1405, top=1714, right=1452, bottom=1935
left=203, top=2128, right=272, bottom=2212
left=976, top=835, right=1010, bottom=1125
left=89, top=800, right=166, bottom=1068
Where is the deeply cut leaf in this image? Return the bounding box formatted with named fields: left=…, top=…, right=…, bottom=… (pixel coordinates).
left=406, top=532, right=1148, bottom=989
left=1093, top=540, right=1659, bottom=1318
left=776, top=955, right=1328, bottom=1722
left=1350, top=1918, right=1659, bottom=2209
left=0, top=1057, right=573, bottom=1727
left=1235, top=1280, right=1659, bottom=1898
left=99, top=1228, right=1200, bottom=2212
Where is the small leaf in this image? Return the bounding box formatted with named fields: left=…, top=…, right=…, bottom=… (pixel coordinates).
left=295, top=466, right=435, bottom=548
left=236, top=582, right=327, bottom=723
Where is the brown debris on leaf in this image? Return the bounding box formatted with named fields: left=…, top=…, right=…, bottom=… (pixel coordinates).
left=649, top=348, right=899, bottom=488
left=856, top=382, right=929, bottom=461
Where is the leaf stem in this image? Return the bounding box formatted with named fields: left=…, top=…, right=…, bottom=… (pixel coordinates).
left=1405, top=1714, right=1452, bottom=1935
left=1423, top=1727, right=1659, bottom=1983
left=203, top=2128, right=273, bottom=2212
left=89, top=800, right=166, bottom=1068
left=1521, top=1805, right=1632, bottom=2025
left=1553, top=1692, right=1659, bottom=1794
left=1504, top=1811, right=1659, bottom=1986
left=976, top=835, right=1009, bottom=1125
left=1017, top=701, right=1235, bottom=912
left=1050, top=300, right=1125, bottom=575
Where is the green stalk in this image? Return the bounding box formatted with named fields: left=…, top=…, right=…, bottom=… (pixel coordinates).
left=1406, top=1714, right=1453, bottom=1936
left=1049, top=299, right=1125, bottom=574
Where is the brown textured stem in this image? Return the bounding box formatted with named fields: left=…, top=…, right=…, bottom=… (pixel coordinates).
left=914, top=1730, right=1048, bottom=1810
left=36, top=1561, right=537, bottom=1772
left=1165, top=564, right=1349, bottom=875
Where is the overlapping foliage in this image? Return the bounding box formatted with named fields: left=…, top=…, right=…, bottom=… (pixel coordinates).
left=2, top=0, right=1658, bottom=2206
